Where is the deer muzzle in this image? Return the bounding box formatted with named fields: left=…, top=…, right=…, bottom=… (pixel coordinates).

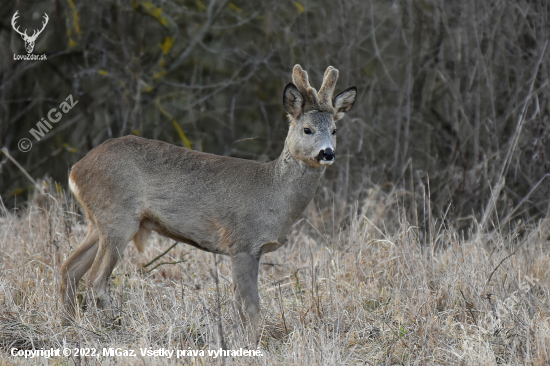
left=317, top=148, right=335, bottom=165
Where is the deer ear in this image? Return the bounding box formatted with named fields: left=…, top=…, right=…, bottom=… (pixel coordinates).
left=333, top=87, right=357, bottom=121
left=283, top=83, right=305, bottom=118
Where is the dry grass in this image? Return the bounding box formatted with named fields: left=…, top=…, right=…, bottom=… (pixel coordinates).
left=1, top=182, right=550, bottom=365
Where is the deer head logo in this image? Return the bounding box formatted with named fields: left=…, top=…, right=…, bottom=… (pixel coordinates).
left=11, top=11, right=49, bottom=54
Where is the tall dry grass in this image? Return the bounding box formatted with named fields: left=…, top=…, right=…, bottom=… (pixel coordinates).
left=1, top=181, right=549, bottom=365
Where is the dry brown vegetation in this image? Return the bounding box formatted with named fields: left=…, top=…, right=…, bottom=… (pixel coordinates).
left=1, top=0, right=550, bottom=364
left=1, top=182, right=549, bottom=365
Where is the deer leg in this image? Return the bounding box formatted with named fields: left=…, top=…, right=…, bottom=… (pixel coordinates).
left=231, top=251, right=260, bottom=344
left=88, top=223, right=137, bottom=310
left=60, top=225, right=100, bottom=324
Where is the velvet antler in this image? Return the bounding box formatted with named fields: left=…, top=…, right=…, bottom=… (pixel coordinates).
left=292, top=64, right=338, bottom=115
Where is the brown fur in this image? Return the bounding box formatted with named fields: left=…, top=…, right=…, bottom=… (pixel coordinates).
left=60, top=65, right=357, bottom=343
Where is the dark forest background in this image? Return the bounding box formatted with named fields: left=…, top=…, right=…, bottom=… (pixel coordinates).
left=0, top=0, right=549, bottom=233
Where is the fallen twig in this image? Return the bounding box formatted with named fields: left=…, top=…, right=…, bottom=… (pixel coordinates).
left=141, top=241, right=179, bottom=268
left=143, top=258, right=188, bottom=274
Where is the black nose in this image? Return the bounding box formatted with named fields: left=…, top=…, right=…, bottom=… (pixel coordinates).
left=322, top=148, right=335, bottom=161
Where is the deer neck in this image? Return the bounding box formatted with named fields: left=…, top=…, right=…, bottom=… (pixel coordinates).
left=272, top=142, right=325, bottom=218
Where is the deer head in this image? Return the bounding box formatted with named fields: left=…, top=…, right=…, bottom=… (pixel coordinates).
left=12, top=11, right=49, bottom=54
left=283, top=64, right=357, bottom=168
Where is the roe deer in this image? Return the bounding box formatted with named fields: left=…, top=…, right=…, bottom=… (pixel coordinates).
left=60, top=64, right=357, bottom=341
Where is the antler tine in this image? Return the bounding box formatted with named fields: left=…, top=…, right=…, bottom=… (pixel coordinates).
left=32, top=13, right=49, bottom=39
left=41, top=13, right=49, bottom=29
left=292, top=65, right=311, bottom=95
left=11, top=11, right=19, bottom=28
left=292, top=64, right=320, bottom=112
left=318, top=66, right=339, bottom=112
left=11, top=11, right=28, bottom=37
left=323, top=65, right=335, bottom=80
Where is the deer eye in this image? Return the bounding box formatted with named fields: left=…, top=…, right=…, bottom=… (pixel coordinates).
left=332, top=129, right=337, bottom=135
left=304, top=128, right=312, bottom=135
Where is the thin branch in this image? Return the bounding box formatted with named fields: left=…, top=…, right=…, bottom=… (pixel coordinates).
left=144, top=258, right=188, bottom=274
left=0, top=148, right=43, bottom=194
left=169, top=0, right=230, bottom=71
left=460, top=290, right=477, bottom=325
left=485, top=238, right=528, bottom=286
left=480, top=41, right=548, bottom=228
left=142, top=241, right=179, bottom=268
left=501, top=174, right=550, bottom=226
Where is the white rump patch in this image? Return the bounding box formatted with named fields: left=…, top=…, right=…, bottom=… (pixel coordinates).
left=68, top=175, right=79, bottom=196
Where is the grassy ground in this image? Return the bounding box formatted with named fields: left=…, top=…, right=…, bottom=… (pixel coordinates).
left=1, top=182, right=549, bottom=365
